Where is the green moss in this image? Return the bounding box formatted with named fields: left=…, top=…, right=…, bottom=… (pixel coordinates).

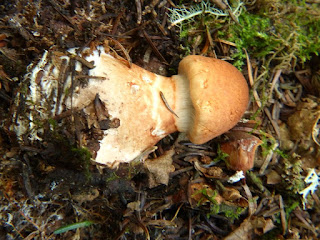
left=195, top=186, right=245, bottom=221
left=207, top=202, right=245, bottom=221
left=257, top=131, right=277, bottom=159
left=247, top=171, right=271, bottom=196
left=214, top=145, right=229, bottom=163
left=221, top=13, right=280, bottom=68
left=282, top=158, right=305, bottom=195
left=285, top=200, right=300, bottom=220
left=172, top=1, right=319, bottom=73
left=220, top=204, right=245, bottom=220
left=194, top=187, right=219, bottom=206
left=222, top=1, right=320, bottom=70
left=209, top=203, right=220, bottom=217
left=71, top=147, right=92, bottom=180
left=48, top=118, right=58, bottom=130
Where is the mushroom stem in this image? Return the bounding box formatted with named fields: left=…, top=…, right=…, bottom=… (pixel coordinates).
left=75, top=51, right=179, bottom=166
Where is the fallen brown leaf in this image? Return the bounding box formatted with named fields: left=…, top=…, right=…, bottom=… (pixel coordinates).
left=224, top=216, right=275, bottom=240
left=144, top=149, right=175, bottom=188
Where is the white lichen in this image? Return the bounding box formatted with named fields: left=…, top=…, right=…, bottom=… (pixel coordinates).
left=299, top=168, right=319, bottom=209
left=167, top=0, right=243, bottom=29
left=228, top=170, right=245, bottom=183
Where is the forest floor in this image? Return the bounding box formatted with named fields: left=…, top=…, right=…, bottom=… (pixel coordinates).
left=0, top=0, right=320, bottom=239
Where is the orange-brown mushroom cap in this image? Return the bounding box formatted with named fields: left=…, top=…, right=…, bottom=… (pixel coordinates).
left=177, top=55, right=249, bottom=144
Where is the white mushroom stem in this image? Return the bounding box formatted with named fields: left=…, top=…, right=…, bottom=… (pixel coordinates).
left=75, top=50, right=181, bottom=166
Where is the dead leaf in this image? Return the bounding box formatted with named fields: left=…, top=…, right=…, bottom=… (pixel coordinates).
left=144, top=149, right=175, bottom=188
left=127, top=201, right=141, bottom=212
left=0, top=47, right=19, bottom=62
left=266, top=170, right=282, bottom=184
left=193, top=159, right=227, bottom=179
left=224, top=216, right=275, bottom=240
left=222, top=187, right=242, bottom=202
left=189, top=182, right=223, bottom=206
left=72, top=188, right=99, bottom=204
left=220, top=186, right=248, bottom=208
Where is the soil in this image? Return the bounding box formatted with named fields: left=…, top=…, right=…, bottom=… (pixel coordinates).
left=0, top=1, right=319, bottom=240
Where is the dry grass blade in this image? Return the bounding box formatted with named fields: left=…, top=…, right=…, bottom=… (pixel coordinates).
left=108, top=37, right=132, bottom=67
left=279, top=195, right=287, bottom=235
left=242, top=183, right=256, bottom=216
left=135, top=0, right=142, bottom=24
left=142, top=30, right=168, bottom=65
left=244, top=48, right=262, bottom=108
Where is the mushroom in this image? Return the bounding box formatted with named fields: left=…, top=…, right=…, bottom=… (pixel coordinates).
left=73, top=49, right=249, bottom=166
left=13, top=47, right=249, bottom=167
left=221, top=132, right=262, bottom=172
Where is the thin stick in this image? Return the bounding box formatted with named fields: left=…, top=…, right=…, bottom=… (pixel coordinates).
left=244, top=48, right=262, bottom=108
left=160, top=91, right=179, bottom=118
left=269, top=69, right=282, bottom=98
left=135, top=0, right=142, bottom=24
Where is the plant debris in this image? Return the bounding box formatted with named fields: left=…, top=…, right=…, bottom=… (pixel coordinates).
left=0, top=0, right=320, bottom=239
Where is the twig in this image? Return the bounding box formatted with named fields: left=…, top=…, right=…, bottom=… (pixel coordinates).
left=135, top=0, right=142, bottom=24
left=259, top=141, right=279, bottom=175
left=244, top=48, right=262, bottom=108
left=160, top=91, right=179, bottom=118
left=170, top=166, right=194, bottom=177
left=264, top=107, right=281, bottom=139
left=111, top=10, right=123, bottom=35
left=142, top=30, right=168, bottom=64
left=48, top=0, right=79, bottom=32
left=108, top=37, right=132, bottom=67
left=269, top=69, right=282, bottom=98
left=242, top=183, right=256, bottom=216
left=279, top=195, right=287, bottom=235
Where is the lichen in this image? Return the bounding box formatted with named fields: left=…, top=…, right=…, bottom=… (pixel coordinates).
left=299, top=169, right=319, bottom=209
